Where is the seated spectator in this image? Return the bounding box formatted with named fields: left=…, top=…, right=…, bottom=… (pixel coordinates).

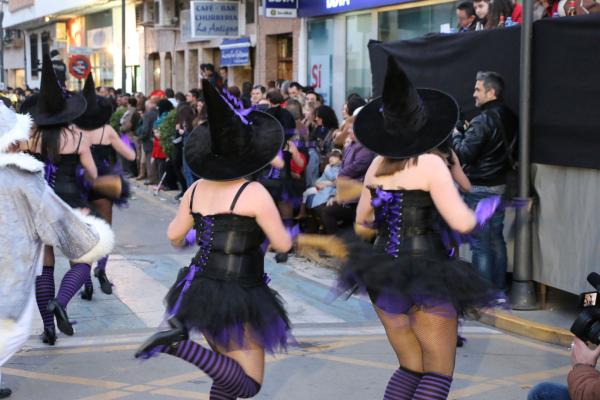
left=474, top=0, right=490, bottom=29
left=313, top=122, right=375, bottom=234
left=457, top=1, right=478, bottom=31
left=334, top=96, right=366, bottom=147
left=486, top=0, right=516, bottom=27
left=300, top=149, right=343, bottom=218
left=311, top=105, right=340, bottom=160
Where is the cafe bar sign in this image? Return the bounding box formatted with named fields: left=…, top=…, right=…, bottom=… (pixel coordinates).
left=190, top=1, right=240, bottom=39
left=298, top=0, right=410, bottom=17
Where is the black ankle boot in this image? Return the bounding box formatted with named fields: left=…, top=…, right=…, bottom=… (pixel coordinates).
left=0, top=388, right=12, bottom=399
left=40, top=327, right=57, bottom=345
left=275, top=252, right=288, bottom=263
left=135, top=318, right=189, bottom=359
left=80, top=285, right=94, bottom=301
left=94, top=267, right=113, bottom=295
left=47, top=300, right=74, bottom=336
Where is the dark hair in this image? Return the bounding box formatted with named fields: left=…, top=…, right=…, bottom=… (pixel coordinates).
left=50, top=49, right=60, bottom=58
left=457, top=1, right=476, bottom=17
left=347, top=96, right=367, bottom=117
left=328, top=149, right=343, bottom=159
left=252, top=84, right=266, bottom=94
left=346, top=92, right=362, bottom=102
left=266, top=89, right=284, bottom=105
left=175, top=92, right=186, bottom=103
left=242, top=82, right=253, bottom=96
left=228, top=86, right=241, bottom=99
left=201, top=63, right=215, bottom=73
left=375, top=150, right=448, bottom=177
left=32, top=125, right=73, bottom=164
left=219, top=66, right=228, bottom=73
left=157, top=98, right=174, bottom=115
left=285, top=99, right=303, bottom=121
left=188, top=88, right=201, bottom=100
left=476, top=71, right=504, bottom=100
left=315, top=105, right=339, bottom=130
left=486, top=0, right=514, bottom=28
left=128, top=97, right=138, bottom=107
left=267, top=80, right=277, bottom=89
left=289, top=82, right=304, bottom=91
left=165, top=88, right=175, bottom=98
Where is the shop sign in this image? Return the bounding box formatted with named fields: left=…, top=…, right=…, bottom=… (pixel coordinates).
left=191, top=1, right=239, bottom=39
left=265, top=0, right=298, bottom=18
left=220, top=38, right=251, bottom=66
left=299, top=0, right=410, bottom=17
left=68, top=54, right=91, bottom=80
left=308, top=55, right=331, bottom=105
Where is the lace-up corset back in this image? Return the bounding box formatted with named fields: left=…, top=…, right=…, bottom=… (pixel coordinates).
left=370, top=188, right=440, bottom=257
left=189, top=182, right=266, bottom=286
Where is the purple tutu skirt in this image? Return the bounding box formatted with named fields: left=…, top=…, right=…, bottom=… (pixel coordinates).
left=165, top=266, right=291, bottom=354
left=337, top=235, right=507, bottom=319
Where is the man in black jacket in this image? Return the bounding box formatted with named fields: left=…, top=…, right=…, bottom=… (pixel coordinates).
left=452, top=71, right=517, bottom=290
left=140, top=99, right=159, bottom=185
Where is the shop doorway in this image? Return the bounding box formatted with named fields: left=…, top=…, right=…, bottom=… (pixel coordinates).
left=276, top=33, right=293, bottom=82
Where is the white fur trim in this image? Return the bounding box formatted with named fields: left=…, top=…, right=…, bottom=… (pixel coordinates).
left=72, top=213, right=115, bottom=264
left=0, top=113, right=33, bottom=152
left=0, top=152, right=44, bottom=173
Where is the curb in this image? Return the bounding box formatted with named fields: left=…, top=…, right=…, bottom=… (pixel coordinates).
left=479, top=310, right=573, bottom=347
left=128, top=178, right=573, bottom=347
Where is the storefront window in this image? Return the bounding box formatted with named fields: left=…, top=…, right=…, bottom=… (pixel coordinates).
left=277, top=34, right=293, bottom=81
left=346, top=13, right=372, bottom=99
left=307, top=18, right=333, bottom=105
left=378, top=3, right=457, bottom=42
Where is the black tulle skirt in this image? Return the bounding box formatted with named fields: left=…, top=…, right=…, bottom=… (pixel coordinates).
left=337, top=235, right=507, bottom=319
left=165, top=266, right=291, bottom=353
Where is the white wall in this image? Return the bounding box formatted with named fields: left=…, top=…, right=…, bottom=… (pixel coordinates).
left=4, top=0, right=98, bottom=28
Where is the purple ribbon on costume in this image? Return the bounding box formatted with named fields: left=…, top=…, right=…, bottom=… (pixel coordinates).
left=169, top=264, right=203, bottom=318
left=184, top=229, right=197, bottom=247
left=475, top=195, right=501, bottom=228
left=371, top=188, right=403, bottom=258
left=371, top=187, right=393, bottom=208
left=263, top=273, right=272, bottom=285
left=75, top=164, right=93, bottom=200
left=219, top=88, right=256, bottom=126
left=44, top=162, right=57, bottom=188
left=120, top=133, right=135, bottom=150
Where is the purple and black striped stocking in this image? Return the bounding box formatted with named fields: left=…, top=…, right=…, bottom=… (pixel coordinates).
left=83, top=270, right=93, bottom=291
left=209, top=384, right=235, bottom=400
left=35, top=266, right=55, bottom=329
left=412, top=372, right=452, bottom=400
left=163, top=340, right=261, bottom=399
left=56, top=263, right=91, bottom=308
left=383, top=367, right=423, bottom=400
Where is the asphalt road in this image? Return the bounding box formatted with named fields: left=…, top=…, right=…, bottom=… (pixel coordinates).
left=3, top=186, right=572, bottom=400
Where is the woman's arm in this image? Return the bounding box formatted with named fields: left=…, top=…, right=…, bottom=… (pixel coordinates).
left=355, top=156, right=382, bottom=227
left=252, top=183, right=293, bottom=253
left=107, top=125, right=136, bottom=161
left=270, top=152, right=284, bottom=170
left=167, top=184, right=196, bottom=247
left=423, top=154, right=476, bottom=233
left=449, top=150, right=472, bottom=192
left=287, top=141, right=305, bottom=169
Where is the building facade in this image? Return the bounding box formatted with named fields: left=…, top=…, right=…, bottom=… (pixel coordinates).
left=3, top=0, right=142, bottom=92
left=298, top=0, right=458, bottom=117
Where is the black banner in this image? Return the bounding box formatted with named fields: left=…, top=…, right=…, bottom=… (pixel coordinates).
left=369, top=14, right=600, bottom=170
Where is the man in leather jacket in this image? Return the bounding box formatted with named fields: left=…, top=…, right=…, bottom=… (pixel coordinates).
left=451, top=71, right=517, bottom=289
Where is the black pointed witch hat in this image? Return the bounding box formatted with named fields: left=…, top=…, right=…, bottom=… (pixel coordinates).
left=184, top=79, right=284, bottom=181
left=73, top=73, right=114, bottom=130
left=28, top=53, right=87, bottom=127
left=354, top=56, right=459, bottom=159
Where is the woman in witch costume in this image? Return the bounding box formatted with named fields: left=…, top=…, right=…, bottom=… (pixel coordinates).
left=74, top=73, right=136, bottom=299
left=135, top=79, right=292, bottom=400
left=22, top=54, right=99, bottom=345
left=327, top=58, right=505, bottom=400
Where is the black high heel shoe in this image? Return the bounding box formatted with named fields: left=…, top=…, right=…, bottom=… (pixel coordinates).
left=0, top=388, right=12, bottom=399
left=95, top=267, right=113, bottom=295
left=135, top=318, right=189, bottom=359
left=40, top=327, right=57, bottom=345
left=80, top=285, right=94, bottom=301
left=47, top=299, right=74, bottom=336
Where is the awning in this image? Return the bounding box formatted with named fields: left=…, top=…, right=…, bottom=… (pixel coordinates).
left=219, top=37, right=252, bottom=66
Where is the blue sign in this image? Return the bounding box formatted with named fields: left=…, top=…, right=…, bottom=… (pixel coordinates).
left=265, top=0, right=298, bottom=18
left=220, top=38, right=251, bottom=66
left=299, top=0, right=410, bottom=17
left=191, top=1, right=239, bottom=39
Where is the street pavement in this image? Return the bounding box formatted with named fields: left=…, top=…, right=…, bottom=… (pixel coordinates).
left=4, top=187, right=573, bottom=400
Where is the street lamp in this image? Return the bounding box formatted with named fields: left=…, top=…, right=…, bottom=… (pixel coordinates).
left=0, top=0, right=9, bottom=90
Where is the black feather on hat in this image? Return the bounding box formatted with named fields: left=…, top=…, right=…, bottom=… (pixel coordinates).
left=184, top=80, right=284, bottom=181
left=354, top=56, right=459, bottom=159
left=73, top=73, right=114, bottom=130
left=27, top=53, right=87, bottom=127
